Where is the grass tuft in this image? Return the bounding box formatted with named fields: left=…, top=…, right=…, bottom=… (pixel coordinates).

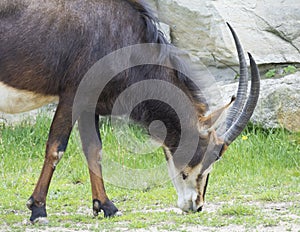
left=219, top=204, right=256, bottom=216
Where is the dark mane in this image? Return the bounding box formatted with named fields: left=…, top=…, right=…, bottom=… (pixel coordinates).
left=127, top=0, right=169, bottom=44
left=127, top=0, right=208, bottom=115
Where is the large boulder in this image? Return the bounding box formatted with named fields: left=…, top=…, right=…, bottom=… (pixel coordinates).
left=2, top=73, right=298, bottom=132
left=150, top=0, right=300, bottom=68
left=220, top=72, right=300, bottom=132
left=149, top=0, right=300, bottom=132
left=1, top=1, right=299, bottom=132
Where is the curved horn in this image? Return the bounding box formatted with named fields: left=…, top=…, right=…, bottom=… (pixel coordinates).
left=225, top=23, right=249, bottom=130
left=222, top=53, right=260, bottom=145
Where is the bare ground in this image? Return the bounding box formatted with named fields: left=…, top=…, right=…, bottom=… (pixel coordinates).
left=2, top=200, right=298, bottom=232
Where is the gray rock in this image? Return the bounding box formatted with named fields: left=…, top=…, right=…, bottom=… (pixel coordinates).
left=1, top=1, right=299, bottom=132
left=148, top=0, right=300, bottom=132
left=220, top=72, right=300, bottom=132
left=150, top=0, right=300, bottom=68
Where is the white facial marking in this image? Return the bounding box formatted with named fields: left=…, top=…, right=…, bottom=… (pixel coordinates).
left=0, top=82, right=58, bottom=114
left=164, top=147, right=213, bottom=212
left=164, top=149, right=183, bottom=194
left=197, top=173, right=209, bottom=208
left=165, top=148, right=198, bottom=212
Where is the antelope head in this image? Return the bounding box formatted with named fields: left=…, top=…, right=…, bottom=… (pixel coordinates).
left=165, top=23, right=260, bottom=212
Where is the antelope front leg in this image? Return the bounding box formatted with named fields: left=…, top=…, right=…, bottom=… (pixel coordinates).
left=26, top=100, right=73, bottom=223
left=78, top=112, right=118, bottom=217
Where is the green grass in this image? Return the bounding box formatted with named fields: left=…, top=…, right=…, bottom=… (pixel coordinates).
left=0, top=115, right=299, bottom=231
left=219, top=204, right=256, bottom=216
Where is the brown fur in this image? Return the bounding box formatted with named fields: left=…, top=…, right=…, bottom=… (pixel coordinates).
left=0, top=0, right=222, bottom=221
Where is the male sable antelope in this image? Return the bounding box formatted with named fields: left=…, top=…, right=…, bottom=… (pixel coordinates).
left=0, top=0, right=260, bottom=223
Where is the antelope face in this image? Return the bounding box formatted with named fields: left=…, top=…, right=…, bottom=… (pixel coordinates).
left=166, top=158, right=212, bottom=212
left=169, top=166, right=211, bottom=212
left=165, top=137, right=226, bottom=212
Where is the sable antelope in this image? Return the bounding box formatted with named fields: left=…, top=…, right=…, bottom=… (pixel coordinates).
left=0, top=0, right=260, bottom=223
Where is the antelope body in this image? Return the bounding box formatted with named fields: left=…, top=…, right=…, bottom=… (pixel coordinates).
left=0, top=0, right=260, bottom=223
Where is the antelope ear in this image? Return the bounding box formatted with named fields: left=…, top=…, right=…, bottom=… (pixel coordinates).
left=199, top=96, right=235, bottom=131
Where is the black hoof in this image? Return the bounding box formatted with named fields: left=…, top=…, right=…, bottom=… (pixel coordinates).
left=26, top=196, right=47, bottom=223
left=93, top=199, right=118, bottom=218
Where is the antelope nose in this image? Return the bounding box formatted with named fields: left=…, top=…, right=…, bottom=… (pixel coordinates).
left=197, top=206, right=203, bottom=212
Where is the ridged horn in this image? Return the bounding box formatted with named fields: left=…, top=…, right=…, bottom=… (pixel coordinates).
left=225, top=23, right=249, bottom=130
left=222, top=53, right=260, bottom=145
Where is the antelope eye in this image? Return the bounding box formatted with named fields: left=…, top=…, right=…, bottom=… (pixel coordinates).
left=181, top=172, right=188, bottom=180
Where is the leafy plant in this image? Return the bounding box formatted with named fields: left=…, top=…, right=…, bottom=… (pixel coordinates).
left=265, top=69, right=276, bottom=78
left=265, top=65, right=298, bottom=79
left=283, top=65, right=297, bottom=75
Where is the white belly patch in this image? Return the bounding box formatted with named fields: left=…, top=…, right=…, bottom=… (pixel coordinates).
left=0, top=82, right=59, bottom=114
